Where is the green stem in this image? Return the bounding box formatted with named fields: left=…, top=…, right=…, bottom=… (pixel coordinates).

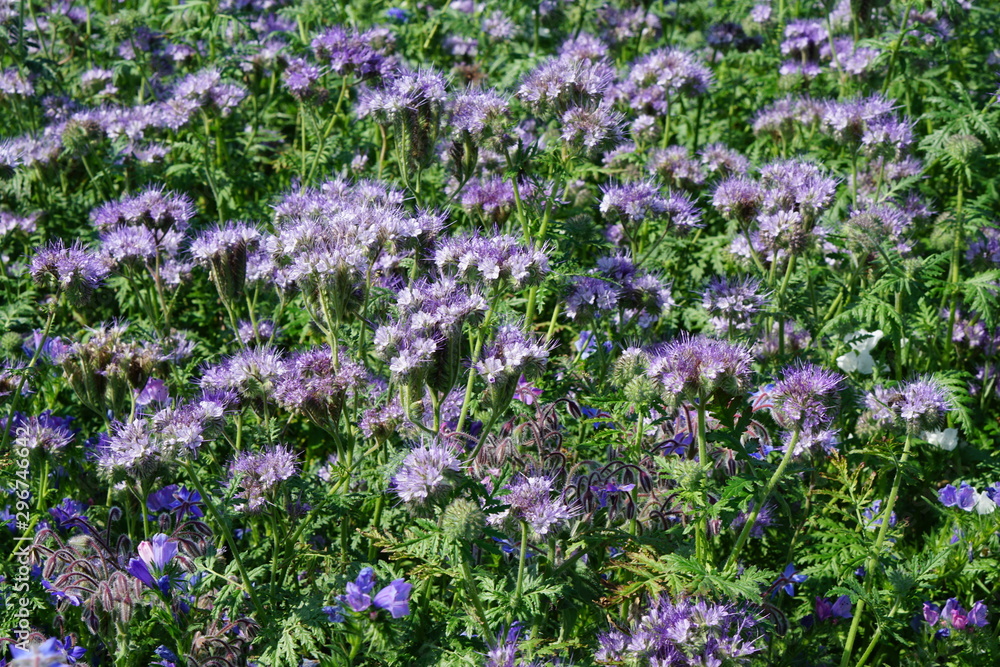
left=182, top=461, right=264, bottom=617
left=840, top=433, right=914, bottom=667
left=1, top=303, right=57, bottom=450
left=725, top=427, right=802, bottom=573
left=460, top=547, right=490, bottom=632
left=513, top=521, right=529, bottom=614
left=695, top=398, right=709, bottom=564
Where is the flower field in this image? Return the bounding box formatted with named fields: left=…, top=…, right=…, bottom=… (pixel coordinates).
left=1, top=0, right=1000, bottom=664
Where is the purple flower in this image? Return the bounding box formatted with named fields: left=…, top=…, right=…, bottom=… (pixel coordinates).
left=128, top=533, right=178, bottom=594
left=29, top=240, right=109, bottom=301
left=516, top=53, right=616, bottom=114
left=502, top=474, right=578, bottom=537
left=373, top=579, right=412, bottom=618
left=619, top=48, right=713, bottom=116
left=344, top=580, right=373, bottom=612
left=600, top=181, right=701, bottom=231
left=648, top=146, right=705, bottom=188
left=512, top=375, right=542, bottom=406
left=595, top=595, right=761, bottom=665
left=48, top=498, right=88, bottom=531
left=392, top=443, right=462, bottom=503
left=862, top=500, right=897, bottom=529
left=808, top=595, right=852, bottom=624
left=769, top=363, right=842, bottom=455
left=646, top=334, right=753, bottom=403
left=228, top=444, right=299, bottom=513
left=13, top=411, right=75, bottom=454
left=450, top=88, right=510, bottom=141
left=148, top=484, right=203, bottom=520
left=136, top=378, right=170, bottom=406
left=702, top=276, right=770, bottom=336
left=434, top=233, right=549, bottom=289
left=924, top=598, right=989, bottom=633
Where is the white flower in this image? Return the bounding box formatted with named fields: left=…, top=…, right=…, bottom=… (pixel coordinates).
left=974, top=491, right=997, bottom=515
left=922, top=428, right=959, bottom=451
left=836, top=329, right=884, bottom=374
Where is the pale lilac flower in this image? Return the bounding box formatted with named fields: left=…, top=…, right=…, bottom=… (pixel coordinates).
left=646, top=335, right=753, bottom=402
left=30, top=240, right=109, bottom=301
left=392, top=443, right=462, bottom=502
left=228, top=444, right=299, bottom=513
left=595, top=595, right=761, bottom=665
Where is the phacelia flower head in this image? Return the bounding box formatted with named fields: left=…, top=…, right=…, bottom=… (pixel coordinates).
left=769, top=363, right=842, bottom=455
left=862, top=376, right=953, bottom=434
left=646, top=334, right=754, bottom=403
left=619, top=47, right=713, bottom=116
left=595, top=595, right=762, bottom=665
left=434, top=233, right=549, bottom=289
left=501, top=473, right=578, bottom=538
left=600, top=181, right=702, bottom=231
left=190, top=221, right=262, bottom=302
left=228, top=444, right=299, bottom=513
left=392, top=442, right=462, bottom=503
left=13, top=411, right=75, bottom=454
left=702, top=276, right=770, bottom=336
left=475, top=324, right=550, bottom=409
left=30, top=240, right=109, bottom=302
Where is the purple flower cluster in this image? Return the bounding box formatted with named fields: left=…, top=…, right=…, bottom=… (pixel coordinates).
left=449, top=88, right=510, bottom=142
left=618, top=48, right=713, bottom=116
left=752, top=95, right=823, bottom=139
left=11, top=411, right=75, bottom=454
left=228, top=444, right=299, bottom=513
left=272, top=346, right=369, bottom=425
left=190, top=221, right=262, bottom=301
left=595, top=596, right=762, bottom=666
left=715, top=160, right=838, bottom=263
left=96, top=396, right=227, bottom=479
left=475, top=325, right=550, bottom=407
left=701, top=276, right=769, bottom=336
left=862, top=376, right=953, bottom=433
left=779, top=20, right=827, bottom=78
left=266, top=179, right=440, bottom=302
left=516, top=48, right=615, bottom=114
left=566, top=254, right=674, bottom=328
left=92, top=186, right=195, bottom=281
left=323, top=567, right=412, bottom=621
left=600, top=181, right=702, bottom=231
left=201, top=346, right=285, bottom=401
left=374, top=277, right=485, bottom=394
left=311, top=25, right=397, bottom=79
left=434, top=232, right=548, bottom=289
left=497, top=473, right=578, bottom=538
left=769, top=363, right=842, bottom=457
left=646, top=334, right=753, bottom=403
left=822, top=95, right=912, bottom=158
left=29, top=240, right=109, bottom=301
left=392, top=442, right=462, bottom=503
left=923, top=599, right=989, bottom=638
